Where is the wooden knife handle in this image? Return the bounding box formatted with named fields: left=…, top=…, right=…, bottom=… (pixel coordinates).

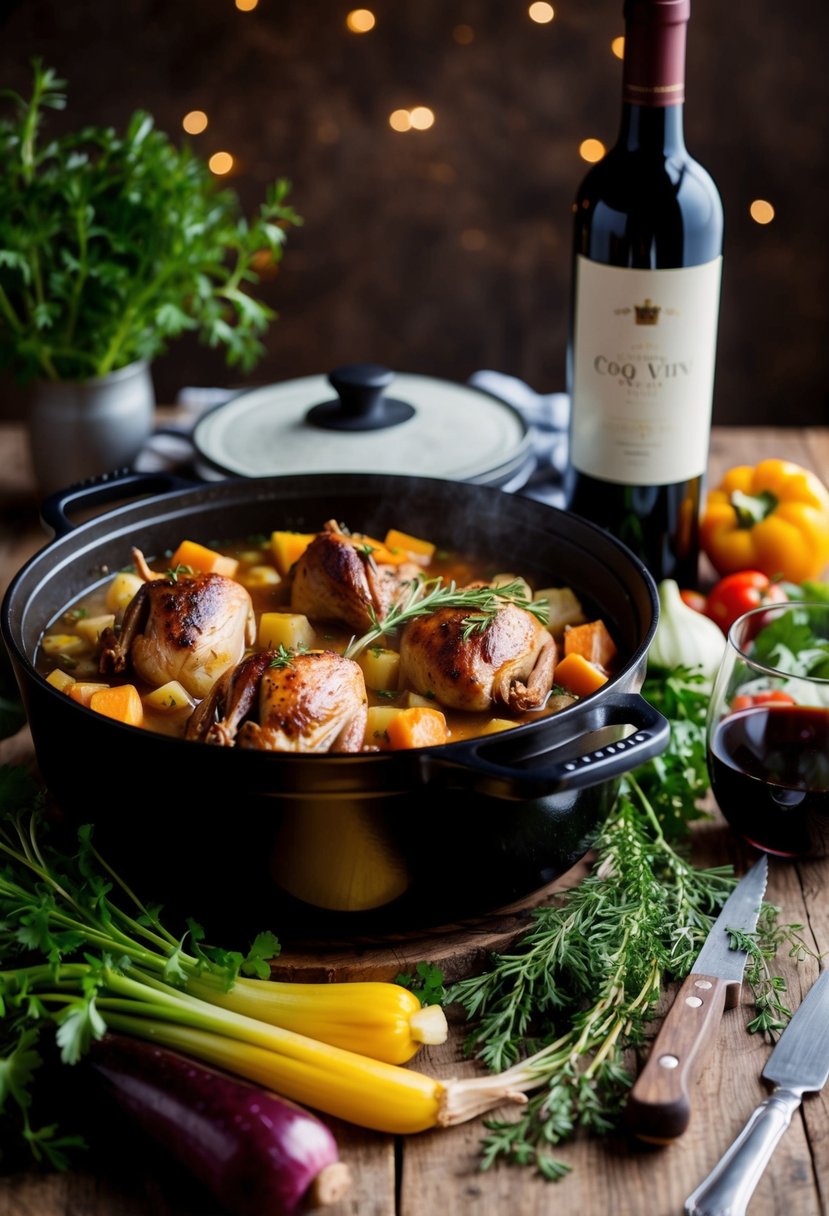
left=625, top=972, right=733, bottom=1144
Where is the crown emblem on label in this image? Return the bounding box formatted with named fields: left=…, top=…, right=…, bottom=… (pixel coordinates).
left=634, top=298, right=660, bottom=325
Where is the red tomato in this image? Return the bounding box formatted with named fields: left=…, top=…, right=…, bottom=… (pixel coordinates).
left=704, top=571, right=788, bottom=635
left=679, top=589, right=708, bottom=614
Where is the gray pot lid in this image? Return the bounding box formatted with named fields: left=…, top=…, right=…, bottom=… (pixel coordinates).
left=191, top=364, right=534, bottom=486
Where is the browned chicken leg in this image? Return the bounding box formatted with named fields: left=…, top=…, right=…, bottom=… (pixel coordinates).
left=289, top=520, right=418, bottom=633
left=186, top=648, right=368, bottom=752
left=399, top=601, right=556, bottom=713
left=99, top=547, right=256, bottom=699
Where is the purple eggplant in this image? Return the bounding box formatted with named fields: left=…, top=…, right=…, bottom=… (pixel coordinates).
left=87, top=1033, right=351, bottom=1215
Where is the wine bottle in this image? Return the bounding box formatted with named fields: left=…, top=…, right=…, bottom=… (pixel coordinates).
left=564, top=0, right=723, bottom=587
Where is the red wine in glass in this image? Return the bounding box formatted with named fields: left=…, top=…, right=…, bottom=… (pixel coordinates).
left=708, top=704, right=829, bottom=858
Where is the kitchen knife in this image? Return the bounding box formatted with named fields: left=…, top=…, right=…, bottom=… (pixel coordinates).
left=625, top=854, right=768, bottom=1143
left=685, top=967, right=829, bottom=1216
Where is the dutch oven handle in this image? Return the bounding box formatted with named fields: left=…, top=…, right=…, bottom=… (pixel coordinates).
left=40, top=469, right=199, bottom=538
left=421, top=692, right=670, bottom=800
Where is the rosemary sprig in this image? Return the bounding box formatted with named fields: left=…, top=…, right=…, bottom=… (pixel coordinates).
left=343, top=577, right=549, bottom=659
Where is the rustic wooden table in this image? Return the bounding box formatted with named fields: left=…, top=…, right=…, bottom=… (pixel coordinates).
left=1, top=421, right=828, bottom=1216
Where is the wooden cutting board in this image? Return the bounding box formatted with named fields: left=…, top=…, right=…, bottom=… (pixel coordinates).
left=268, top=855, right=592, bottom=983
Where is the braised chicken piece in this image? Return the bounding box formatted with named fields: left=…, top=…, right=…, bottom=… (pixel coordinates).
left=186, top=648, right=368, bottom=752
left=99, top=547, right=256, bottom=700
left=289, top=520, right=418, bottom=633
left=399, top=600, right=556, bottom=713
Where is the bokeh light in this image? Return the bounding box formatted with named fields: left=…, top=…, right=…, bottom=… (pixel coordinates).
left=750, top=199, right=775, bottom=224
left=579, top=138, right=606, bottom=163
left=389, top=107, right=434, bottom=133
left=529, top=2, right=554, bottom=23
left=453, top=24, right=475, bottom=44
left=235, top=0, right=258, bottom=11
left=409, top=106, right=435, bottom=131
left=182, top=110, right=208, bottom=135
left=611, top=36, right=625, bottom=59
left=346, top=9, right=375, bottom=33
left=208, top=151, right=234, bottom=175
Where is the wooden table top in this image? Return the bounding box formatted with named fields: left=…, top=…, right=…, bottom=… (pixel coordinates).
left=1, top=419, right=828, bottom=1216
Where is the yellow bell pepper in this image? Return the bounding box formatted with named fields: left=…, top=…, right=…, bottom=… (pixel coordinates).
left=700, top=458, right=829, bottom=583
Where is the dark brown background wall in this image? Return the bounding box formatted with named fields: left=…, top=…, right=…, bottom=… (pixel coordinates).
left=1, top=0, right=827, bottom=424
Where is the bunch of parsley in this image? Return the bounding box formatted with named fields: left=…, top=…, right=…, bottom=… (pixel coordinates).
left=0, top=61, right=301, bottom=383
left=0, top=766, right=281, bottom=1167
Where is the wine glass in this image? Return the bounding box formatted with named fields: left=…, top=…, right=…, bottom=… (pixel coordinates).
left=706, top=601, right=829, bottom=858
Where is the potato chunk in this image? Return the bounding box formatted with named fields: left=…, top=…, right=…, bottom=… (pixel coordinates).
left=358, top=647, right=401, bottom=691
left=257, top=612, right=316, bottom=651
left=106, top=571, right=144, bottom=614
left=142, top=680, right=197, bottom=715
left=533, top=587, right=587, bottom=636
left=41, top=633, right=86, bottom=657
left=74, top=613, right=116, bottom=645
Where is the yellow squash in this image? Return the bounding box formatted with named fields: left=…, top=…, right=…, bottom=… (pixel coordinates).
left=105, top=1011, right=527, bottom=1136
left=187, top=975, right=448, bottom=1065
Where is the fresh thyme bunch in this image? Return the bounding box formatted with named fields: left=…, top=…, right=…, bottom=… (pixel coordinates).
left=447, top=666, right=812, bottom=1180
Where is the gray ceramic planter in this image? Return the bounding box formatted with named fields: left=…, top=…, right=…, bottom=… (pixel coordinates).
left=27, top=359, right=155, bottom=495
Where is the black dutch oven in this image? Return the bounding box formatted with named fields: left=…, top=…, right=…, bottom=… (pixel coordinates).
left=1, top=470, right=669, bottom=940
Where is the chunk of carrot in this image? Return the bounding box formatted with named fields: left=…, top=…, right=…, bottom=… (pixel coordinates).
left=89, top=684, right=144, bottom=727
left=67, top=681, right=111, bottom=707
left=270, top=531, right=317, bottom=576
left=384, top=707, right=448, bottom=750
left=169, top=540, right=239, bottom=579
left=349, top=533, right=409, bottom=566
left=554, top=652, right=608, bottom=698
left=562, top=619, right=618, bottom=667
left=383, top=529, right=436, bottom=564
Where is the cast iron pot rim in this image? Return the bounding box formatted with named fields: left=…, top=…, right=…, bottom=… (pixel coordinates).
left=2, top=470, right=661, bottom=770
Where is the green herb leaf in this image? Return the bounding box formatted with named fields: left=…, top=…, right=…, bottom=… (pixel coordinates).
left=395, top=961, right=446, bottom=1007
left=240, top=931, right=281, bottom=980
left=269, top=643, right=308, bottom=669
left=0, top=60, right=301, bottom=382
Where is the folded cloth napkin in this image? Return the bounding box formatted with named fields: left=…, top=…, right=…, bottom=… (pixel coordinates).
left=135, top=372, right=570, bottom=507
left=466, top=370, right=570, bottom=507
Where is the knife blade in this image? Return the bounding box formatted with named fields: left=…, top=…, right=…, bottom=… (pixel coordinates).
left=685, top=967, right=829, bottom=1216
left=625, top=854, right=769, bottom=1143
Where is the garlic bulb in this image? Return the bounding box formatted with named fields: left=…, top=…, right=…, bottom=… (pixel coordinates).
left=648, top=580, right=726, bottom=684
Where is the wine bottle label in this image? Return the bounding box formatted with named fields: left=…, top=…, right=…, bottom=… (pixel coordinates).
left=570, top=255, right=722, bottom=485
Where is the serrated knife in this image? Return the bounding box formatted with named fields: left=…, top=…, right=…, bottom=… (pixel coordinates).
left=685, top=967, right=829, bottom=1216
left=625, top=854, right=769, bottom=1143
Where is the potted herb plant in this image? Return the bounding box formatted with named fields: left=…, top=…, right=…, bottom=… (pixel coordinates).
left=0, top=61, right=301, bottom=494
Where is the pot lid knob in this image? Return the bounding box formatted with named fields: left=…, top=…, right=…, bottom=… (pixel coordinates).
left=305, top=363, right=416, bottom=431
